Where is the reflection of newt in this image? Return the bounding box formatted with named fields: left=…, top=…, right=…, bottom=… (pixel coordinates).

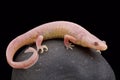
left=6, top=21, right=107, bottom=69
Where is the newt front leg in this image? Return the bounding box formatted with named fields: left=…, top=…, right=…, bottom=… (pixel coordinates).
left=64, top=35, right=77, bottom=49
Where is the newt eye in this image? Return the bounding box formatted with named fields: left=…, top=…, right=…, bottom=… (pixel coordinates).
left=94, top=42, right=99, bottom=46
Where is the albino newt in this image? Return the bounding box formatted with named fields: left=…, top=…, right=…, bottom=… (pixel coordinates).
left=6, top=21, right=107, bottom=69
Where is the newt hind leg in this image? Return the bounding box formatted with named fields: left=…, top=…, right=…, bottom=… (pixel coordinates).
left=36, top=35, right=48, bottom=53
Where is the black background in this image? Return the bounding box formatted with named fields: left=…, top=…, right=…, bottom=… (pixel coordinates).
left=0, top=1, right=119, bottom=80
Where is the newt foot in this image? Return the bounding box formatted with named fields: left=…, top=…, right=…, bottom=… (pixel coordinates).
left=66, top=43, right=74, bottom=50
left=96, top=50, right=101, bottom=54
left=37, top=45, right=48, bottom=53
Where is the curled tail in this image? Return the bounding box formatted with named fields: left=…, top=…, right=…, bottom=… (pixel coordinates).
left=6, top=34, right=39, bottom=69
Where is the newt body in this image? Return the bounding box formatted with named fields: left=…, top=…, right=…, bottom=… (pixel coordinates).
left=6, top=21, right=107, bottom=69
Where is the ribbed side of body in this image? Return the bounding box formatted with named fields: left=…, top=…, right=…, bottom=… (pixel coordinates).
left=33, top=21, right=82, bottom=40
left=42, top=26, right=69, bottom=40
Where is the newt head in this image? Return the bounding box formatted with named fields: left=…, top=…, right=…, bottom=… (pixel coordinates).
left=76, top=34, right=108, bottom=51
left=92, top=40, right=108, bottom=51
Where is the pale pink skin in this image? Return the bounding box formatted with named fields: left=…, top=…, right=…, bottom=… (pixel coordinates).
left=6, top=21, right=108, bottom=69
